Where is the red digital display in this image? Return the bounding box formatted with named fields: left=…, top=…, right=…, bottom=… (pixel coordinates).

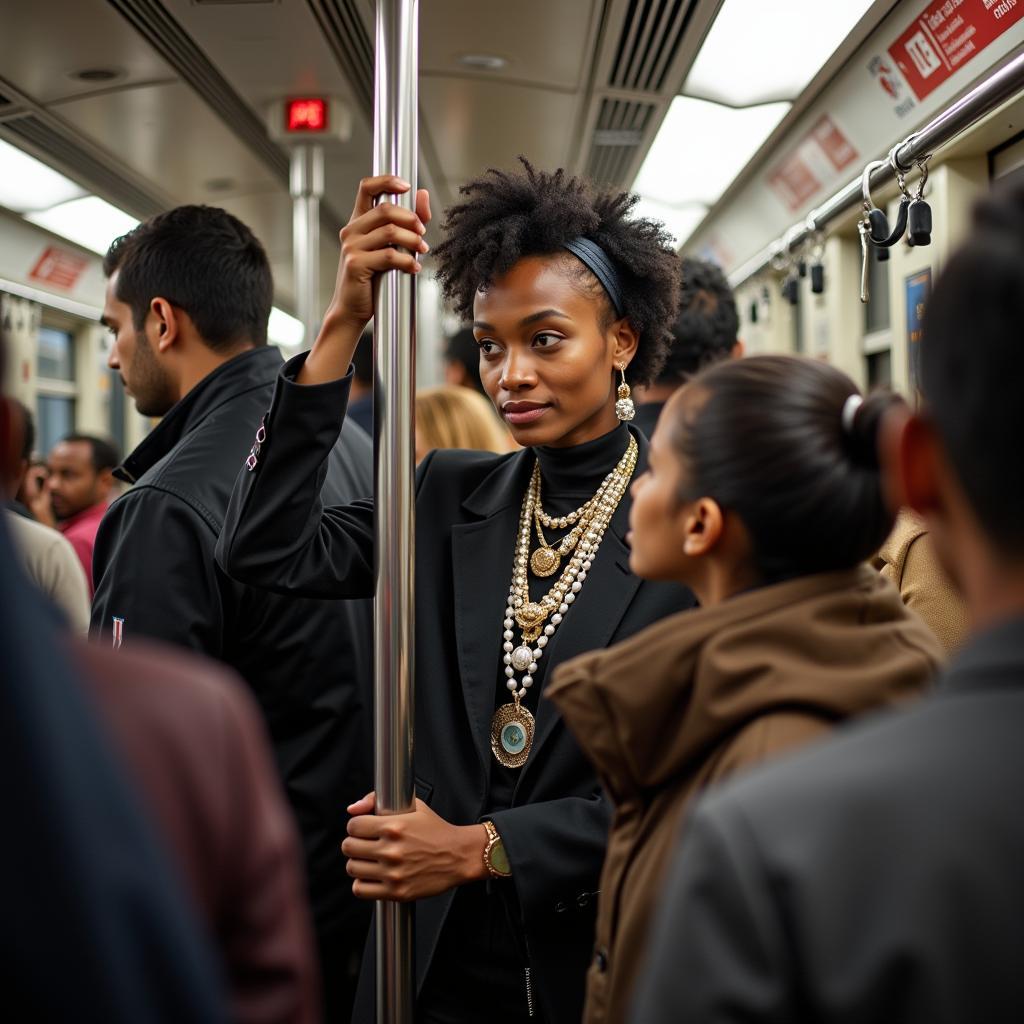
left=286, top=98, right=328, bottom=133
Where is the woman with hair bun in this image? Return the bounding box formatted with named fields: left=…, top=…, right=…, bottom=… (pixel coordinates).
left=549, top=354, right=944, bottom=1024
left=218, top=160, right=694, bottom=1023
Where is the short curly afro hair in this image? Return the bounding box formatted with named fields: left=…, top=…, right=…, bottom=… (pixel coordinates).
left=431, top=159, right=681, bottom=386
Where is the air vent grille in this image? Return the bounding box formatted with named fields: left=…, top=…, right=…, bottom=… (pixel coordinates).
left=4, top=117, right=167, bottom=218
left=585, top=99, right=655, bottom=187
left=306, top=0, right=373, bottom=116
left=106, top=0, right=289, bottom=182
left=609, top=0, right=696, bottom=93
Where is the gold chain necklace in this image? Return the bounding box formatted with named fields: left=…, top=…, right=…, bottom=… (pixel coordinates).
left=530, top=453, right=634, bottom=578
left=490, top=435, right=639, bottom=768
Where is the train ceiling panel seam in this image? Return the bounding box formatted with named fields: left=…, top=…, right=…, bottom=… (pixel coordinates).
left=104, top=0, right=290, bottom=182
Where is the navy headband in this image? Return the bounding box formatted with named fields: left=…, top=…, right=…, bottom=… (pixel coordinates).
left=563, top=237, right=626, bottom=318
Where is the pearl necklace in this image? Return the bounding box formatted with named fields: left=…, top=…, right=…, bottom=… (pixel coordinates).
left=490, top=435, right=639, bottom=768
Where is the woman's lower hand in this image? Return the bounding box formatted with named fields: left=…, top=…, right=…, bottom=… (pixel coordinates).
left=343, top=792, right=489, bottom=902
left=299, top=176, right=432, bottom=386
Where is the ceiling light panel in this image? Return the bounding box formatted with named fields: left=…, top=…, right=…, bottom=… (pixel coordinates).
left=27, top=196, right=138, bottom=255
left=685, top=0, right=876, bottom=106
left=0, top=138, right=87, bottom=214
left=634, top=96, right=790, bottom=209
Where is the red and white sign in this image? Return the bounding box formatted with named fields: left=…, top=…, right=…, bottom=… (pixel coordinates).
left=809, top=115, right=859, bottom=173
left=28, top=246, right=89, bottom=291
left=889, top=0, right=1024, bottom=101
left=767, top=116, right=859, bottom=211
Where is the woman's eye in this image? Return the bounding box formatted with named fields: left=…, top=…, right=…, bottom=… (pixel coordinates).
left=533, top=333, right=562, bottom=348
left=478, top=339, right=499, bottom=356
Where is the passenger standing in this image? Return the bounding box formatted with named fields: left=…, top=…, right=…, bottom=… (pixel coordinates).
left=549, top=356, right=941, bottom=1024
left=217, top=162, right=695, bottom=1024
left=347, top=328, right=375, bottom=435
left=47, top=432, right=119, bottom=594
left=91, top=205, right=374, bottom=1023
left=633, top=182, right=1024, bottom=1024
left=632, top=256, right=741, bottom=438
left=1, top=398, right=89, bottom=631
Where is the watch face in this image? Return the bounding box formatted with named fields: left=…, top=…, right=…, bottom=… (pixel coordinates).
left=489, top=838, right=511, bottom=876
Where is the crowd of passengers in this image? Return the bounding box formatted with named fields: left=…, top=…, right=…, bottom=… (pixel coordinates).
left=2, top=159, right=1021, bottom=1024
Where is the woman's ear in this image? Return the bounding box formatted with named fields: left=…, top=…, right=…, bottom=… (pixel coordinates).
left=611, top=318, right=640, bottom=369
left=682, top=497, right=724, bottom=557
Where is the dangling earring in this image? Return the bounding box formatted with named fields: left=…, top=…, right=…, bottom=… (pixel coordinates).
left=615, top=363, right=635, bottom=422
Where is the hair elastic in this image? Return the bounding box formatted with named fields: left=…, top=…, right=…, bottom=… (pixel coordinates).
left=563, top=237, right=626, bottom=318
left=841, top=393, right=864, bottom=435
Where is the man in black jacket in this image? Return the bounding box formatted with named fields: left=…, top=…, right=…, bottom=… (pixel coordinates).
left=91, top=205, right=373, bottom=1022
left=632, top=184, right=1024, bottom=1023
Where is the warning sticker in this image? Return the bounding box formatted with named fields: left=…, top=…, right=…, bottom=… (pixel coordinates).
left=888, top=0, right=1024, bottom=101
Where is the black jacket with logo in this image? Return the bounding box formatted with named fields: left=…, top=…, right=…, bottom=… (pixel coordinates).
left=91, top=346, right=374, bottom=946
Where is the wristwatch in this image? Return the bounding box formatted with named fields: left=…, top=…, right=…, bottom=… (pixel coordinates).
left=482, top=820, right=512, bottom=878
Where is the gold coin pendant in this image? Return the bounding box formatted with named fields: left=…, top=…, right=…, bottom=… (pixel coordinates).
left=530, top=546, right=560, bottom=578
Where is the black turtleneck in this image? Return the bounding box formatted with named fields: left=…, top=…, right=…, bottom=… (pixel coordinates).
left=491, top=421, right=633, bottom=810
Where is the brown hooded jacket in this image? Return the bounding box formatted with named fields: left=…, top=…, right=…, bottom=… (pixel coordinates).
left=548, top=565, right=943, bottom=1024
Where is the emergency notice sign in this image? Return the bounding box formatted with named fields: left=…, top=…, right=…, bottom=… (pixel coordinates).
left=889, top=0, right=1024, bottom=101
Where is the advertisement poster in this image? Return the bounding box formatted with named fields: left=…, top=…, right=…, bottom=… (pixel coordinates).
left=889, top=0, right=1024, bottom=102
left=906, top=268, right=932, bottom=395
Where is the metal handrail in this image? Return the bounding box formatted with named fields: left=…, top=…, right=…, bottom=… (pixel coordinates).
left=729, top=48, right=1024, bottom=288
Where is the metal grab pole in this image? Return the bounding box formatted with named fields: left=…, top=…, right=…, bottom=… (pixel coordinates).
left=290, top=144, right=324, bottom=345
left=373, top=2, right=418, bottom=1024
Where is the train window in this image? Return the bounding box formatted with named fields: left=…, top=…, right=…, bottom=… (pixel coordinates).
left=866, top=349, right=892, bottom=391
left=37, top=327, right=75, bottom=381
left=863, top=251, right=891, bottom=335
left=36, top=394, right=75, bottom=455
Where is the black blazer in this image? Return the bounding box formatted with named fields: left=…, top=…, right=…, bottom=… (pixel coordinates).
left=633, top=616, right=1024, bottom=1024
left=217, top=355, right=694, bottom=1024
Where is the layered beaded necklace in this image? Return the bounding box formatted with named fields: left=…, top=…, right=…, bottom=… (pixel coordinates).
left=490, top=434, right=639, bottom=768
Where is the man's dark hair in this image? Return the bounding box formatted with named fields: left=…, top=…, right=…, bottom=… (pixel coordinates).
left=922, top=182, right=1024, bottom=558
left=445, top=327, right=484, bottom=394
left=59, top=433, right=121, bottom=473
left=16, top=400, right=34, bottom=462
left=672, top=355, right=898, bottom=585
left=103, top=205, right=273, bottom=351
left=432, top=159, right=681, bottom=386
left=658, top=257, right=739, bottom=387
left=352, top=328, right=374, bottom=386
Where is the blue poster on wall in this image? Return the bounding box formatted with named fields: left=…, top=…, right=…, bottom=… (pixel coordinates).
left=906, top=268, right=931, bottom=396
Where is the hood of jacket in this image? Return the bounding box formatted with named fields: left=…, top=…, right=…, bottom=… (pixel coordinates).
left=548, top=565, right=943, bottom=799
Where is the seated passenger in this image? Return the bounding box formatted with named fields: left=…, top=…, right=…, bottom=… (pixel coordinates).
left=217, top=161, right=696, bottom=1024
left=632, top=182, right=1024, bottom=1023
left=632, top=256, right=741, bottom=438
left=414, top=383, right=512, bottom=462
left=548, top=355, right=943, bottom=1024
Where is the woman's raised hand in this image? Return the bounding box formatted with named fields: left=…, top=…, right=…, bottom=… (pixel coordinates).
left=299, top=175, right=431, bottom=386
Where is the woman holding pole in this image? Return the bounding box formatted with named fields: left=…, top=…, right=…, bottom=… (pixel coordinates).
left=217, top=160, right=693, bottom=1023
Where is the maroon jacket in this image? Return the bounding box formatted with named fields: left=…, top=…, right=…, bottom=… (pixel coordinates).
left=76, top=640, right=320, bottom=1024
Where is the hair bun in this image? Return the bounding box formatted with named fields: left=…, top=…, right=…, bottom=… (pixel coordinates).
left=842, top=390, right=898, bottom=470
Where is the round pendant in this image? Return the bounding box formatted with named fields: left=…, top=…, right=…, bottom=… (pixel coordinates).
left=515, top=602, right=547, bottom=632
left=530, top=546, right=560, bottom=578
left=490, top=703, right=536, bottom=769
left=510, top=645, right=534, bottom=672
